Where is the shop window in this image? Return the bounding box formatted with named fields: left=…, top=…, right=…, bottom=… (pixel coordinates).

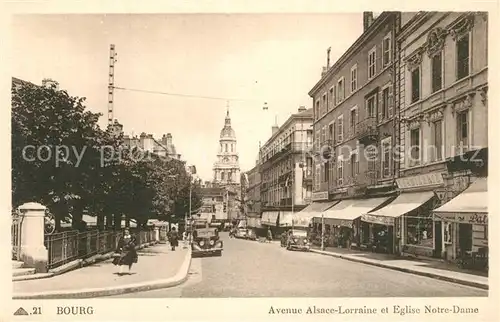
left=456, top=34, right=470, bottom=80
left=405, top=212, right=434, bottom=247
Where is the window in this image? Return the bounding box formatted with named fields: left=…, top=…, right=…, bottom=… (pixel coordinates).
left=457, top=111, right=469, bottom=152
left=337, top=78, right=345, bottom=102
left=321, top=125, right=326, bottom=145
left=406, top=211, right=433, bottom=247
left=315, top=165, right=321, bottom=191
left=324, top=162, right=329, bottom=182
left=322, top=94, right=327, bottom=115
left=350, top=65, right=357, bottom=92
left=456, top=34, right=470, bottom=80
left=315, top=101, right=320, bottom=120
left=382, top=87, right=389, bottom=119
left=337, top=156, right=344, bottom=185
left=315, top=130, right=320, bottom=153
left=383, top=34, right=391, bottom=67
left=366, top=95, right=376, bottom=118
left=231, top=144, right=234, bottom=152
left=221, top=172, right=225, bottom=180
left=410, top=128, right=421, bottom=165
left=350, top=107, right=358, bottom=133
left=225, top=143, right=228, bottom=152
left=411, top=67, right=421, bottom=103
left=431, top=52, right=443, bottom=93
left=366, top=145, right=377, bottom=179
left=350, top=152, right=359, bottom=177
left=328, top=122, right=335, bottom=141
left=432, top=120, right=443, bottom=162
left=381, top=137, right=392, bottom=178
left=368, top=47, right=376, bottom=79
left=337, top=115, right=344, bottom=142
left=328, top=87, right=334, bottom=111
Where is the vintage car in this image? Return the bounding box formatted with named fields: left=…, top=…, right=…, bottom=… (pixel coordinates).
left=284, top=229, right=310, bottom=251
left=191, top=221, right=223, bottom=257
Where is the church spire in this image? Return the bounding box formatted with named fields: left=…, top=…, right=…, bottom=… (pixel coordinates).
left=225, top=101, right=231, bottom=126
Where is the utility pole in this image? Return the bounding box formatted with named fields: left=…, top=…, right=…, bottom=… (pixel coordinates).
left=107, top=44, right=117, bottom=126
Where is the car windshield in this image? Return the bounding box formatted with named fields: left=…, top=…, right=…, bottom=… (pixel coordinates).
left=195, top=229, right=217, bottom=238
left=291, top=230, right=307, bottom=237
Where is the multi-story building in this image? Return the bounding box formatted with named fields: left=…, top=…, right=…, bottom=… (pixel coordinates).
left=198, top=187, right=230, bottom=226
left=259, top=106, right=313, bottom=230
left=245, top=164, right=262, bottom=216
left=123, top=132, right=182, bottom=160
left=308, top=12, right=401, bottom=251
left=390, top=12, right=488, bottom=260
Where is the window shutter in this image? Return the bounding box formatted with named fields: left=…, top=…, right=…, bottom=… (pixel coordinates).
left=356, top=109, right=359, bottom=129
left=378, top=91, right=383, bottom=122
left=388, top=86, right=394, bottom=118
left=333, top=85, right=337, bottom=106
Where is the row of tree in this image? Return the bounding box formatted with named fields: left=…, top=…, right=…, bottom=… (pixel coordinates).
left=12, top=79, right=201, bottom=231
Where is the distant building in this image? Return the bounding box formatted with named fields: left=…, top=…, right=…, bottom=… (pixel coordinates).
left=198, top=187, right=237, bottom=224
left=213, top=108, right=241, bottom=188
left=123, top=132, right=182, bottom=160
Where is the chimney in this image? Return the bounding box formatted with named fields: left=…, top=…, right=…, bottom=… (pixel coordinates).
left=272, top=125, right=279, bottom=135
left=166, top=133, right=173, bottom=145
left=363, top=12, right=374, bottom=32
left=326, top=47, right=331, bottom=69
left=298, top=106, right=307, bottom=113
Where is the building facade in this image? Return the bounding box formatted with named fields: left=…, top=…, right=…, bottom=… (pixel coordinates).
left=199, top=187, right=229, bottom=225
left=213, top=109, right=241, bottom=188
left=259, top=106, right=314, bottom=212
left=245, top=165, right=262, bottom=215
left=123, top=132, right=182, bottom=160
left=395, top=12, right=488, bottom=260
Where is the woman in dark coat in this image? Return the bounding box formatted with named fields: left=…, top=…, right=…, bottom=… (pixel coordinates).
left=168, top=227, right=179, bottom=251
left=113, top=229, right=138, bottom=275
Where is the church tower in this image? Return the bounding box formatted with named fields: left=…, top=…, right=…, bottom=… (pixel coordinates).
left=213, top=105, right=240, bottom=187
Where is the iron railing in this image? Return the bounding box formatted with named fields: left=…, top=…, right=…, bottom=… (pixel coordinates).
left=11, top=212, right=23, bottom=260
left=44, top=228, right=156, bottom=270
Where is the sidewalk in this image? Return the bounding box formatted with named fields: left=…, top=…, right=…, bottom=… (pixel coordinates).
left=309, top=246, right=488, bottom=290
left=13, top=244, right=191, bottom=299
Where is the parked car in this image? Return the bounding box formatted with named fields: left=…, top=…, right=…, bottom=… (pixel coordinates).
left=191, top=219, right=223, bottom=257
left=285, top=229, right=310, bottom=251
left=235, top=227, right=248, bottom=239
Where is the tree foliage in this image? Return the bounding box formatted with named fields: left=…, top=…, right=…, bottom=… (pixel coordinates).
left=12, top=80, right=200, bottom=231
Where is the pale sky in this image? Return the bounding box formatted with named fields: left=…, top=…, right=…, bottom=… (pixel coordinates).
left=11, top=14, right=363, bottom=181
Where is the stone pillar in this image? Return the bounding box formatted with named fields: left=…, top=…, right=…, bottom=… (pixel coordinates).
left=18, top=202, right=48, bottom=273
left=154, top=227, right=160, bottom=242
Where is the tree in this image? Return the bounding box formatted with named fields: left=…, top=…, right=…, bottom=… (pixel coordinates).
left=12, top=80, right=117, bottom=230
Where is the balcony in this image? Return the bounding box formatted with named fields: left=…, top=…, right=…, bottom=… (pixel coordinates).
left=357, top=117, right=379, bottom=145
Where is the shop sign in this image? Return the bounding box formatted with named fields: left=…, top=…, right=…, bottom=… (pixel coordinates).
left=396, top=173, right=444, bottom=190
left=324, top=217, right=353, bottom=228
left=434, top=212, right=488, bottom=224
left=312, top=191, right=329, bottom=201
left=361, top=214, right=395, bottom=226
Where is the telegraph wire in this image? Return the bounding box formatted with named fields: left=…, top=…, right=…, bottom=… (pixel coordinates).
left=113, top=86, right=265, bottom=104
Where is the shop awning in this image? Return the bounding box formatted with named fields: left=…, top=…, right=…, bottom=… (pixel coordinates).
left=247, top=217, right=263, bottom=228
left=294, top=201, right=339, bottom=227
left=318, top=198, right=389, bottom=228
left=362, top=191, right=435, bottom=226
left=279, top=212, right=294, bottom=227
left=433, top=177, right=488, bottom=224
left=261, top=211, right=279, bottom=226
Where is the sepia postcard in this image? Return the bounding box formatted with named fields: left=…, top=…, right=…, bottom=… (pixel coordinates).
left=1, top=1, right=498, bottom=321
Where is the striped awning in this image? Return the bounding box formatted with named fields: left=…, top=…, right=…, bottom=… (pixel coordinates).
left=261, top=211, right=279, bottom=226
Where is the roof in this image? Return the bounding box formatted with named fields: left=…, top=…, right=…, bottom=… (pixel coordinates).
left=261, top=107, right=313, bottom=149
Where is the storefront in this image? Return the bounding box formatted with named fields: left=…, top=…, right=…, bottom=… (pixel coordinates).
left=394, top=173, right=444, bottom=257
left=313, top=197, right=389, bottom=248
left=361, top=191, right=435, bottom=254
left=261, top=211, right=279, bottom=238
left=279, top=212, right=294, bottom=228
left=433, top=177, right=488, bottom=267
left=297, top=201, right=338, bottom=229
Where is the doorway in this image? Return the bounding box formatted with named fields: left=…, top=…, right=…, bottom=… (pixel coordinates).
left=458, top=223, right=473, bottom=254
left=434, top=221, right=442, bottom=257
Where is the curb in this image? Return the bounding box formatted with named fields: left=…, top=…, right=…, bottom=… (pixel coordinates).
left=13, top=248, right=192, bottom=299
left=310, top=249, right=488, bottom=290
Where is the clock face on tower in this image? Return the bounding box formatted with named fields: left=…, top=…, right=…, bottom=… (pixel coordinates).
left=223, top=157, right=229, bottom=162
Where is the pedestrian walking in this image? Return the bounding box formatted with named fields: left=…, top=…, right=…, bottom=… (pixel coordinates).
left=182, top=231, right=188, bottom=249
left=266, top=228, right=273, bottom=243
left=112, top=229, right=138, bottom=275
left=168, top=227, right=179, bottom=251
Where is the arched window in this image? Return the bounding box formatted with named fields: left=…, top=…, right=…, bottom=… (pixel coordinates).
left=221, top=172, right=225, bottom=180
left=231, top=144, right=234, bottom=152
left=225, top=144, right=228, bottom=152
